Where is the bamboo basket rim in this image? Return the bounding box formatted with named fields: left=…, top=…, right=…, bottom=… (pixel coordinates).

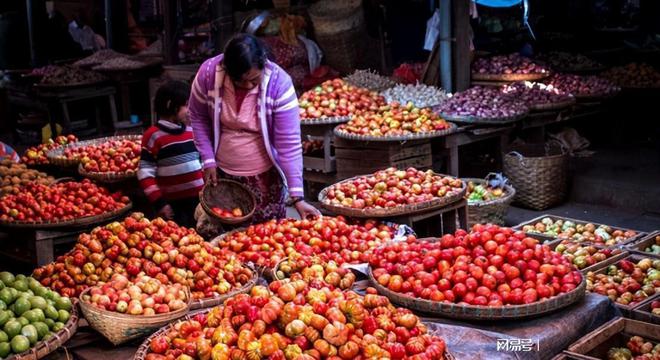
left=77, top=163, right=137, bottom=183
left=6, top=298, right=80, bottom=360
left=333, top=122, right=459, bottom=142
left=0, top=202, right=133, bottom=229
left=318, top=172, right=466, bottom=218
left=368, top=265, right=587, bottom=320
left=188, top=266, right=257, bottom=310
left=463, top=178, right=516, bottom=208
left=300, top=115, right=351, bottom=126
left=512, top=214, right=647, bottom=247
left=472, top=72, right=550, bottom=82
left=529, top=97, right=576, bottom=111
left=439, top=110, right=528, bottom=125
left=46, top=135, right=141, bottom=167
left=198, top=179, right=256, bottom=225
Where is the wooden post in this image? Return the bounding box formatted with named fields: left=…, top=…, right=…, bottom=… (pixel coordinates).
left=213, top=0, right=233, bottom=53
left=162, top=0, right=178, bottom=65
left=452, top=0, right=471, bottom=92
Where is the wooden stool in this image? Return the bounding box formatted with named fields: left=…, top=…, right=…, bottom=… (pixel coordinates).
left=387, top=199, right=468, bottom=238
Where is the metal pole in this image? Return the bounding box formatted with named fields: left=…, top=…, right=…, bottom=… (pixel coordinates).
left=105, top=0, right=113, bottom=48
left=439, top=0, right=453, bottom=92
left=26, top=0, right=36, bottom=66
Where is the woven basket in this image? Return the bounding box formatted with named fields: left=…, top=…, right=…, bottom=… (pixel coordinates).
left=78, top=287, right=191, bottom=345
left=471, top=72, right=550, bottom=82
left=319, top=173, right=466, bottom=218
left=503, top=144, right=568, bottom=210
left=529, top=97, right=576, bottom=112
left=5, top=300, right=79, bottom=360
left=78, top=163, right=137, bottom=183
left=369, top=265, right=586, bottom=320
left=199, top=180, right=256, bottom=225
left=0, top=201, right=133, bottom=229
left=333, top=122, right=459, bottom=142
left=439, top=110, right=528, bottom=125
left=464, top=178, right=516, bottom=227
left=189, top=267, right=257, bottom=310
left=46, top=135, right=141, bottom=168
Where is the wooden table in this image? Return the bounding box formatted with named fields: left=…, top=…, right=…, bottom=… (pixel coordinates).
left=387, top=199, right=468, bottom=238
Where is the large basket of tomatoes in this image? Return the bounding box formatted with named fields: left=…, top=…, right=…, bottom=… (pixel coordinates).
left=319, top=168, right=466, bottom=218
left=78, top=275, right=191, bottom=345
left=46, top=135, right=141, bottom=176
left=368, top=226, right=587, bottom=320
left=464, top=177, right=516, bottom=227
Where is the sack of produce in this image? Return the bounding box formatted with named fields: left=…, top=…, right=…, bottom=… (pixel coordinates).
left=503, top=143, right=567, bottom=210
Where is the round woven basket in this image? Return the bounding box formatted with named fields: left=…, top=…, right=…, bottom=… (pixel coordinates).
left=333, top=122, right=459, bottom=142
left=46, top=135, right=141, bottom=168
left=463, top=178, right=516, bottom=227
left=309, top=0, right=363, bottom=35
left=78, top=287, right=191, bottom=345
left=78, top=163, right=137, bottom=183
left=472, top=72, right=550, bottom=82
left=0, top=201, right=133, bottom=229
left=369, top=266, right=586, bottom=320
left=503, top=144, right=568, bottom=210
left=319, top=173, right=466, bottom=218
left=300, top=115, right=351, bottom=126
left=199, top=180, right=256, bottom=225
left=188, top=267, right=257, bottom=310
left=439, top=110, right=528, bottom=125
left=529, top=97, right=576, bottom=112
left=5, top=300, right=79, bottom=360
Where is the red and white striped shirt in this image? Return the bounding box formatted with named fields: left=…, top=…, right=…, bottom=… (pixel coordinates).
left=137, top=120, right=204, bottom=209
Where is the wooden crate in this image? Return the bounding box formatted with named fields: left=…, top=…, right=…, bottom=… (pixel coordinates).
left=586, top=254, right=659, bottom=316
left=626, top=231, right=660, bottom=259
left=631, top=294, right=660, bottom=325
left=513, top=214, right=647, bottom=247
left=301, top=123, right=336, bottom=173
left=334, top=137, right=432, bottom=180
left=565, top=317, right=660, bottom=359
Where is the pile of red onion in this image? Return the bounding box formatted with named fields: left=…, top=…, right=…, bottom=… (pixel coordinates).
left=502, top=81, right=574, bottom=108
left=473, top=53, right=549, bottom=75
left=438, top=86, right=528, bottom=119
left=544, top=74, right=619, bottom=98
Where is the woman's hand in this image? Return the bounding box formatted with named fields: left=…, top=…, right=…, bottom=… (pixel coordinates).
left=294, top=200, right=321, bottom=219
left=204, top=168, right=218, bottom=186
left=158, top=204, right=175, bottom=220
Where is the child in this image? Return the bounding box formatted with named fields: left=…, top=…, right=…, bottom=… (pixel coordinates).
left=138, top=81, right=203, bottom=227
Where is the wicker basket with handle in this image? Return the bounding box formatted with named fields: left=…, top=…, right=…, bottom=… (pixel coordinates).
left=463, top=177, right=516, bottom=226
left=78, top=287, right=191, bottom=345
left=503, top=143, right=568, bottom=210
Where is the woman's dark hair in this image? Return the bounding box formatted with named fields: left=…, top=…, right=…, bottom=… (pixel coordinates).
left=154, top=80, right=190, bottom=119
left=223, top=33, right=267, bottom=80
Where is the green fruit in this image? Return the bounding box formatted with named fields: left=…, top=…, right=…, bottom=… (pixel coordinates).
left=54, top=297, right=72, bottom=312
left=52, top=322, right=64, bottom=331
left=16, top=317, right=28, bottom=327
left=29, top=297, right=46, bottom=311
left=0, top=330, right=7, bottom=342
left=13, top=298, right=30, bottom=316
left=22, top=310, right=36, bottom=324
left=44, top=306, right=58, bottom=320
left=43, top=319, right=54, bottom=329
left=31, top=309, right=44, bottom=323
left=33, top=286, right=46, bottom=298
left=0, top=312, right=9, bottom=327
left=32, top=322, right=48, bottom=340
left=0, top=282, right=4, bottom=291
left=11, top=280, right=27, bottom=293
left=0, top=301, right=6, bottom=311
left=7, top=304, right=15, bottom=315
left=21, top=325, right=37, bottom=345
left=10, top=335, right=30, bottom=353
left=4, top=320, right=21, bottom=338
left=57, top=310, right=70, bottom=323
left=0, top=289, right=14, bottom=306
left=0, top=273, right=14, bottom=286
left=0, top=342, right=9, bottom=358
left=43, top=290, right=55, bottom=301
left=27, top=278, right=40, bottom=293
left=14, top=275, right=25, bottom=282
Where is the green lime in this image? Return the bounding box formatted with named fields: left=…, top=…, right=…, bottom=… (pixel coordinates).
left=43, top=319, right=54, bottom=329
left=44, top=306, right=58, bottom=320
left=13, top=298, right=30, bottom=316
left=0, top=311, right=9, bottom=327
left=57, top=310, right=69, bottom=323
left=0, top=330, right=7, bottom=342
left=54, top=297, right=71, bottom=312
left=0, top=289, right=14, bottom=306
left=32, top=322, right=48, bottom=340
left=0, top=342, right=9, bottom=357
left=0, top=273, right=14, bottom=287
left=52, top=322, right=64, bottom=331
left=3, top=320, right=21, bottom=338
left=10, top=335, right=29, bottom=353
left=21, top=325, right=37, bottom=345
left=28, top=297, right=46, bottom=311
left=16, top=317, right=28, bottom=327
left=11, top=280, right=27, bottom=293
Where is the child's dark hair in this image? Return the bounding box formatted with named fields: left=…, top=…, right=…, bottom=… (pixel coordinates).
left=224, top=33, right=267, bottom=81
left=154, top=80, right=190, bottom=119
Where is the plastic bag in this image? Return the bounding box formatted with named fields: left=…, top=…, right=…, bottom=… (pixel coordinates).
left=424, top=9, right=441, bottom=51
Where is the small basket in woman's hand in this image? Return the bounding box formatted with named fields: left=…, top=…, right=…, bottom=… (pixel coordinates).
left=199, top=179, right=256, bottom=225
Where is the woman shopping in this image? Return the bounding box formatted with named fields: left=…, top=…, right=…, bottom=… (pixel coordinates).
left=189, top=33, right=320, bottom=224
